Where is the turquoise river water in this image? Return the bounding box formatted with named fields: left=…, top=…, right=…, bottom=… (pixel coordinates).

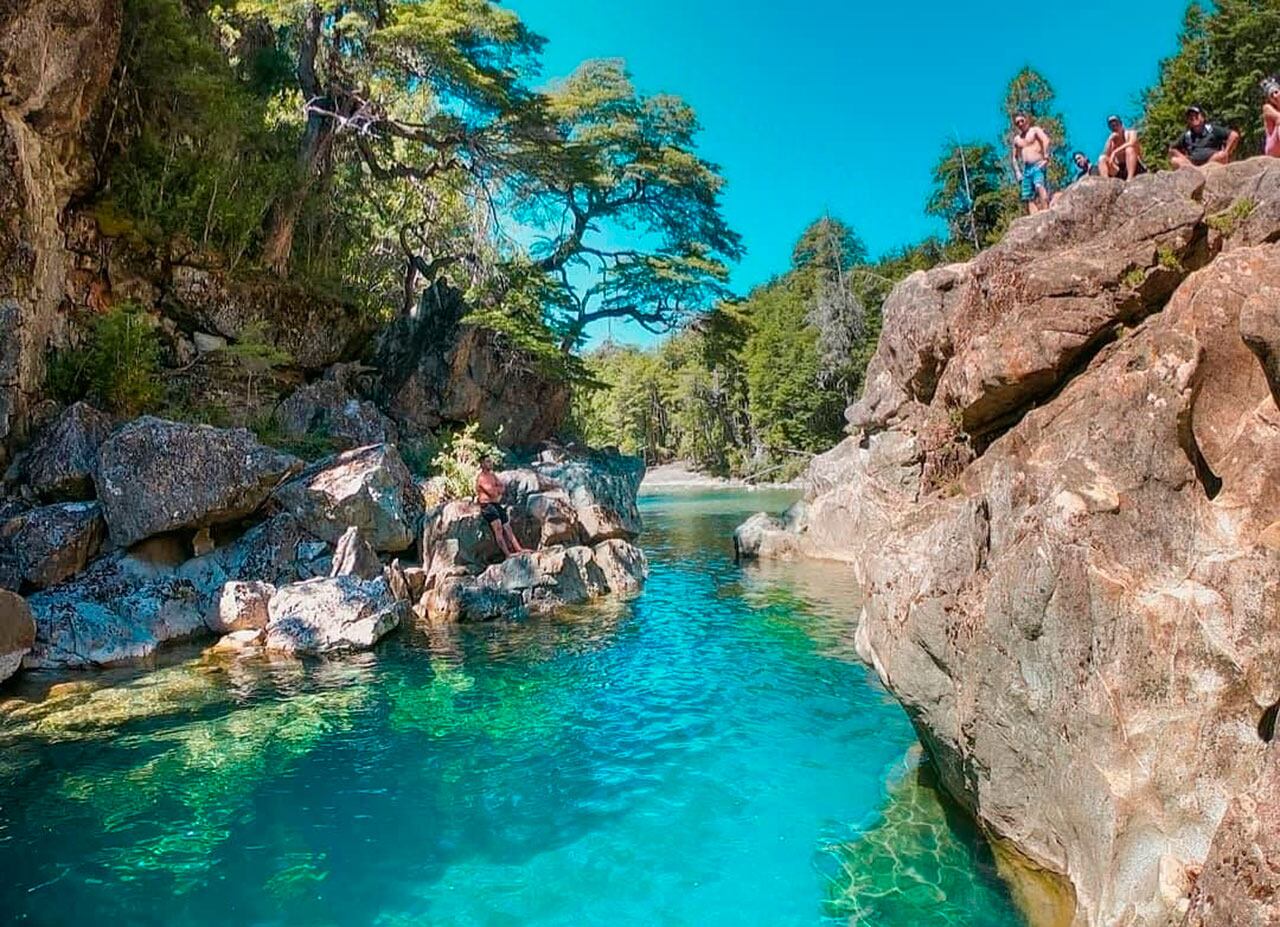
left=0, top=489, right=1022, bottom=926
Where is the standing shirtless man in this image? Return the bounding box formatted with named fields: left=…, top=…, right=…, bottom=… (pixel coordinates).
left=1011, top=111, right=1053, bottom=214
left=475, top=455, right=527, bottom=558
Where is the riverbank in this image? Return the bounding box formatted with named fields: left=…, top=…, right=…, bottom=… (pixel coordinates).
left=640, top=461, right=801, bottom=493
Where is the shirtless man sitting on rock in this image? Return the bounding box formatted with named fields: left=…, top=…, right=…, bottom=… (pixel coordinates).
left=476, top=455, right=527, bottom=558
left=1011, top=111, right=1053, bottom=214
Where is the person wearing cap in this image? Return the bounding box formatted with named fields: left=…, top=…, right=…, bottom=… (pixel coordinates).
left=1170, top=106, right=1239, bottom=168
left=1262, top=76, right=1280, bottom=157
left=1010, top=111, right=1053, bottom=214
left=1098, top=114, right=1146, bottom=180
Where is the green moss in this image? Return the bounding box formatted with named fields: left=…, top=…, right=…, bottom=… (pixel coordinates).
left=1122, top=267, right=1147, bottom=288
left=1206, top=197, right=1258, bottom=236
left=1156, top=246, right=1183, bottom=271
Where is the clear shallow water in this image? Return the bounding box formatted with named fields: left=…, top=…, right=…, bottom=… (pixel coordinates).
left=0, top=488, right=1022, bottom=926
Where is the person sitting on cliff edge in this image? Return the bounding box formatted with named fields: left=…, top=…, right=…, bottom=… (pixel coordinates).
left=1098, top=114, right=1146, bottom=179
left=1170, top=105, right=1239, bottom=169
left=476, top=455, right=528, bottom=559
left=1010, top=111, right=1053, bottom=215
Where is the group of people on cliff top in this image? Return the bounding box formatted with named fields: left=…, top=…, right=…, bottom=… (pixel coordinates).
left=1011, top=75, right=1280, bottom=214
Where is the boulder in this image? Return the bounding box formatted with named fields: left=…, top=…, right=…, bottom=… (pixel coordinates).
left=211, top=628, right=265, bottom=653
left=97, top=417, right=302, bottom=547
left=265, top=575, right=405, bottom=654
left=425, top=540, right=648, bottom=622
left=21, top=402, right=113, bottom=500
left=511, top=490, right=584, bottom=549
left=0, top=500, right=105, bottom=590
left=0, top=589, right=35, bottom=683
left=421, top=500, right=503, bottom=581
left=273, top=444, right=421, bottom=553
left=276, top=368, right=398, bottom=450
left=527, top=448, right=644, bottom=542
left=733, top=512, right=800, bottom=561
left=167, top=265, right=370, bottom=371
left=205, top=580, right=274, bottom=634
left=330, top=525, right=381, bottom=579
left=24, top=555, right=205, bottom=668
left=739, top=175, right=1280, bottom=925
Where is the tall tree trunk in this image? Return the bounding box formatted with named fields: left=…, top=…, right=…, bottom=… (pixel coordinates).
left=262, top=4, right=327, bottom=276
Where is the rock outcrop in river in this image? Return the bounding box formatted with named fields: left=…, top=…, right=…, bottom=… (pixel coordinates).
left=737, top=161, right=1280, bottom=925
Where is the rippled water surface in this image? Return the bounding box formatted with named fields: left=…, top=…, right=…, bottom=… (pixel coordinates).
left=0, top=489, right=1021, bottom=925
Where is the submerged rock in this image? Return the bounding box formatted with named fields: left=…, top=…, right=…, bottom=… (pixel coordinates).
left=273, top=444, right=421, bottom=553
left=97, top=417, right=302, bottom=548
left=265, top=575, right=405, bottom=654
left=0, top=500, right=105, bottom=591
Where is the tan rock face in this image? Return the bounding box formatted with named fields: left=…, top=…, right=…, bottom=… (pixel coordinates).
left=0, top=0, right=121, bottom=456
left=741, top=163, right=1280, bottom=925
left=0, top=589, right=36, bottom=683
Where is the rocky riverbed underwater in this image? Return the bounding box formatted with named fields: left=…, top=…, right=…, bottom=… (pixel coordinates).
left=0, top=489, right=1024, bottom=926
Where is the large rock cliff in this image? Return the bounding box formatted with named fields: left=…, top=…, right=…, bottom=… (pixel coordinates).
left=738, top=162, right=1280, bottom=925
left=0, top=0, right=122, bottom=459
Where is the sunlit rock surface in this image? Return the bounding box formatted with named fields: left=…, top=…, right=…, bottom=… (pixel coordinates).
left=739, top=162, right=1280, bottom=925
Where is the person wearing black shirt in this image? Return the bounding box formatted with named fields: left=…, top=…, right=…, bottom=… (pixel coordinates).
left=1170, top=106, right=1239, bottom=168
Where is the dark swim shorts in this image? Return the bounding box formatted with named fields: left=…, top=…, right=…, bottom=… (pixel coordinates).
left=480, top=502, right=509, bottom=525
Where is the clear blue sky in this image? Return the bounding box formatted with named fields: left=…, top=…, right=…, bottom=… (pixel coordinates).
left=507, top=0, right=1189, bottom=343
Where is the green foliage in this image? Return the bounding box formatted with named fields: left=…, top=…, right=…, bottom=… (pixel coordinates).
left=45, top=303, right=163, bottom=416
left=224, top=322, right=294, bottom=404
left=430, top=423, right=505, bottom=501
left=249, top=412, right=338, bottom=461
left=1206, top=197, right=1258, bottom=234
left=926, top=142, right=1007, bottom=249
left=571, top=217, right=942, bottom=479
left=1142, top=1, right=1280, bottom=167
left=102, top=0, right=295, bottom=265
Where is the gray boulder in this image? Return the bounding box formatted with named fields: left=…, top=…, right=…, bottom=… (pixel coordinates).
left=0, top=500, right=105, bottom=590
left=276, top=368, right=398, bottom=451
left=22, top=402, right=113, bottom=501
left=527, top=448, right=644, bottom=542
left=0, top=589, right=35, bottom=683
left=24, top=555, right=205, bottom=668
left=205, top=580, right=274, bottom=634
left=97, top=417, right=302, bottom=547
left=265, top=575, right=405, bottom=654
left=330, top=525, right=382, bottom=579
left=273, top=444, right=422, bottom=552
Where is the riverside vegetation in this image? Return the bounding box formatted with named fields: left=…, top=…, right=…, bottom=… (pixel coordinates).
left=5, top=0, right=1280, bottom=924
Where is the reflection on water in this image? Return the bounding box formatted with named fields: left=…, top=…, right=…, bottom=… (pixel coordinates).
left=0, top=488, right=1021, bottom=926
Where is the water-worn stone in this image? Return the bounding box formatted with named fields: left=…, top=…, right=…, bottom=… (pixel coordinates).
left=273, top=444, right=421, bottom=553
left=265, top=575, right=405, bottom=654
left=0, top=589, right=35, bottom=683
left=97, top=417, right=302, bottom=547
left=21, top=402, right=113, bottom=500
left=739, top=173, right=1280, bottom=925
left=205, top=580, right=274, bottom=634
left=524, top=448, right=644, bottom=542
left=0, top=500, right=105, bottom=590
left=24, top=555, right=205, bottom=668
left=330, top=526, right=381, bottom=579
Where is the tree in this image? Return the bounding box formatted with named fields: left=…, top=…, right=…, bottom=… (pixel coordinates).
left=925, top=142, right=1006, bottom=252
left=230, top=0, right=546, bottom=275
left=1000, top=66, right=1072, bottom=190
left=791, top=217, right=870, bottom=403
left=1142, top=1, right=1280, bottom=166
left=517, top=59, right=744, bottom=349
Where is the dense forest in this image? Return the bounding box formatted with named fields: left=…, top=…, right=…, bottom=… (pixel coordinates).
left=572, top=0, right=1280, bottom=479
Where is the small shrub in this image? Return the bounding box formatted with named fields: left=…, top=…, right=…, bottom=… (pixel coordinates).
left=225, top=321, right=293, bottom=404
left=430, top=423, right=505, bottom=501
left=1122, top=267, right=1146, bottom=288
left=1156, top=247, right=1183, bottom=271
left=399, top=433, right=441, bottom=477
left=250, top=412, right=336, bottom=461
left=45, top=302, right=163, bottom=416
left=1206, top=198, right=1257, bottom=236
